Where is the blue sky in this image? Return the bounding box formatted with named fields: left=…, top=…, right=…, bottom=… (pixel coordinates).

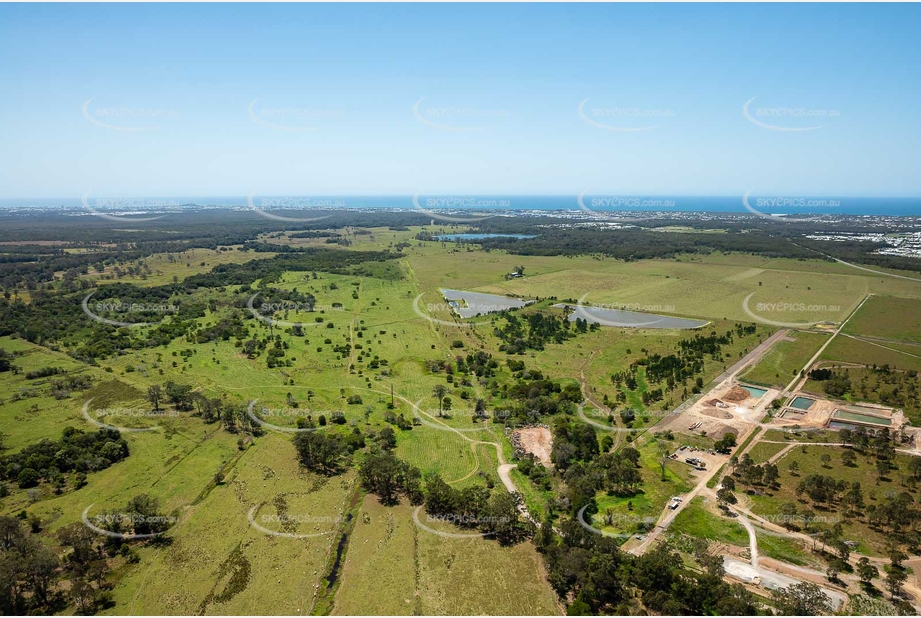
left=0, top=3, right=919, bottom=199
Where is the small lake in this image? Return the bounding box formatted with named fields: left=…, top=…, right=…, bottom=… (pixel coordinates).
left=553, top=304, right=709, bottom=330
left=434, top=233, right=535, bottom=241
left=742, top=385, right=768, bottom=398
left=790, top=396, right=815, bottom=410
left=441, top=289, right=534, bottom=318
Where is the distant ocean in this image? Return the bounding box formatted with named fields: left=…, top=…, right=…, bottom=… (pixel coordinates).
left=2, top=196, right=921, bottom=217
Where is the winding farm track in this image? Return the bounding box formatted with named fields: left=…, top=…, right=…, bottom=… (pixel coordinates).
left=733, top=508, right=760, bottom=569
left=373, top=388, right=546, bottom=525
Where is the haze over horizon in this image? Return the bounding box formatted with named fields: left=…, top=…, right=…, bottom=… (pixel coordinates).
left=1, top=3, right=920, bottom=199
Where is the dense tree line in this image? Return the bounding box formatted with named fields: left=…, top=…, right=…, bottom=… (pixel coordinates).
left=497, top=368, right=582, bottom=425
left=179, top=248, right=399, bottom=289
left=0, top=514, right=65, bottom=614
left=292, top=429, right=366, bottom=474
left=359, top=450, right=531, bottom=545
left=1, top=427, right=128, bottom=490
left=288, top=230, right=342, bottom=239
left=468, top=218, right=921, bottom=275
left=0, top=492, right=173, bottom=615
left=535, top=523, right=761, bottom=615
left=494, top=311, right=593, bottom=354
left=474, top=227, right=818, bottom=262
left=0, top=348, right=13, bottom=373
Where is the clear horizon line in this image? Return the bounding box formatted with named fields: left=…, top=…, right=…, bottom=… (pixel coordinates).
left=4, top=194, right=921, bottom=200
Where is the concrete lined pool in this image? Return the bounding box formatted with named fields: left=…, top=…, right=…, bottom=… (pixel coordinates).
left=829, top=420, right=861, bottom=431
left=742, top=385, right=768, bottom=398
left=790, top=397, right=815, bottom=410
left=552, top=304, right=709, bottom=329
left=832, top=409, right=892, bottom=426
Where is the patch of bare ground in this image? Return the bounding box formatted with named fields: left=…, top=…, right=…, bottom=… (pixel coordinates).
left=513, top=427, right=553, bottom=466
left=700, top=408, right=733, bottom=420
left=723, top=386, right=750, bottom=402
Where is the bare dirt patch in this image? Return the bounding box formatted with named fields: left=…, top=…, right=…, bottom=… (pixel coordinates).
left=700, top=408, right=733, bottom=420
left=723, top=386, right=750, bottom=403
left=513, top=427, right=553, bottom=467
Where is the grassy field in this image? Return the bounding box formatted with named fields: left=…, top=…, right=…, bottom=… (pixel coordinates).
left=80, top=246, right=275, bottom=288
left=818, top=335, right=921, bottom=372
left=332, top=496, right=561, bottom=616
left=0, top=336, right=122, bottom=452
left=101, top=436, right=357, bottom=615
left=2, top=241, right=567, bottom=614
left=9, top=233, right=921, bottom=614
left=672, top=499, right=815, bottom=567
left=746, top=445, right=920, bottom=557
left=741, top=331, right=829, bottom=387
left=746, top=441, right=789, bottom=465
left=844, top=295, right=921, bottom=343
left=756, top=530, right=816, bottom=567
left=419, top=253, right=885, bottom=324
left=671, top=497, right=748, bottom=546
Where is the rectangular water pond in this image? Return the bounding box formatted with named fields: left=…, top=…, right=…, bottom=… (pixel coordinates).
left=742, top=385, right=768, bottom=398
left=829, top=420, right=861, bottom=431
left=440, top=289, right=534, bottom=318
left=832, top=409, right=892, bottom=426
left=552, top=304, right=708, bottom=330
left=790, top=396, right=815, bottom=410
